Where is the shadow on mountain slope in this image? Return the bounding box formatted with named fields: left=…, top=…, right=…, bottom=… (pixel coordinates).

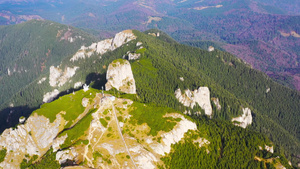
left=0, top=105, right=37, bottom=134
left=0, top=72, right=108, bottom=134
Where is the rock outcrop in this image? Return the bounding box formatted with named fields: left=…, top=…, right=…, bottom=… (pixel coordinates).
left=37, top=77, right=47, bottom=84
left=105, top=59, right=136, bottom=94
left=208, top=46, right=215, bottom=52
left=175, top=87, right=212, bottom=117
left=70, top=30, right=136, bottom=61
left=212, top=97, right=221, bottom=110
left=128, top=53, right=141, bottom=60
left=150, top=114, right=197, bottom=155
left=43, top=89, right=59, bottom=103
left=0, top=113, right=66, bottom=169
left=231, top=107, right=252, bottom=128
left=49, top=66, right=79, bottom=87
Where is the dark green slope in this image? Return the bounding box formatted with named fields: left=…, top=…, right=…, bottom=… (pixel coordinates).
left=130, top=30, right=300, bottom=165
left=0, top=20, right=95, bottom=106
left=0, top=28, right=140, bottom=133
left=0, top=20, right=96, bottom=131
left=0, top=27, right=299, bottom=166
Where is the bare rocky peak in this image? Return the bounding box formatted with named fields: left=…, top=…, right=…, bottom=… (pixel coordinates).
left=0, top=113, right=66, bottom=169
left=105, top=59, right=137, bottom=94
left=0, top=89, right=201, bottom=168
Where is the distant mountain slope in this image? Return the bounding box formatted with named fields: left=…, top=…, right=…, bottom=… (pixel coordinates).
left=1, top=0, right=298, bottom=90
left=0, top=20, right=96, bottom=131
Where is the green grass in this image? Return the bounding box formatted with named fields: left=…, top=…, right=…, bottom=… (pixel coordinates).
left=117, top=116, right=123, bottom=122
left=93, top=151, right=102, bottom=160
left=35, top=88, right=100, bottom=127
left=0, top=148, right=7, bottom=163
left=112, top=58, right=127, bottom=66
left=21, top=148, right=59, bottom=169
left=131, top=58, right=158, bottom=79
left=129, top=102, right=181, bottom=136
left=103, top=109, right=109, bottom=115
left=100, top=118, right=108, bottom=128
left=136, top=47, right=147, bottom=54
left=59, top=108, right=97, bottom=149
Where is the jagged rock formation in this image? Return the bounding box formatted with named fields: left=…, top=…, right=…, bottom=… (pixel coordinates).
left=265, top=145, right=274, bottom=153
left=70, top=30, right=136, bottom=61
left=259, top=145, right=274, bottom=153
left=136, top=42, right=143, bottom=47
left=0, top=89, right=200, bottom=169
left=43, top=89, right=59, bottom=103
left=150, top=114, right=197, bottom=155
left=82, top=98, right=89, bottom=107
left=74, top=82, right=82, bottom=89
left=49, top=66, right=79, bottom=87
left=105, top=59, right=136, bottom=94
left=231, top=108, right=252, bottom=128
left=128, top=53, right=141, bottom=60
left=0, top=113, right=66, bottom=169
left=60, top=95, right=197, bottom=169
left=175, top=87, right=212, bottom=117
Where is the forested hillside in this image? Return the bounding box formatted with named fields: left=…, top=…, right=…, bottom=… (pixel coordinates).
left=131, top=30, right=300, bottom=165
left=0, top=25, right=299, bottom=167
left=0, top=88, right=291, bottom=168
left=1, top=0, right=299, bottom=90
left=0, top=20, right=96, bottom=131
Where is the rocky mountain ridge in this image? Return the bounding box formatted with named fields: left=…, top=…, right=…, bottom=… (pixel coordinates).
left=0, top=25, right=299, bottom=167
left=1, top=0, right=299, bottom=90
left=0, top=58, right=287, bottom=169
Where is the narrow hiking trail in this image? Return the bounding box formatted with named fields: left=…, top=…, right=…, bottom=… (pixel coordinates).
left=111, top=100, right=137, bottom=169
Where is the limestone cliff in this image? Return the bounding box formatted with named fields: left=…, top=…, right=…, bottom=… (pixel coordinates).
left=175, top=87, right=212, bottom=117
left=105, top=59, right=136, bottom=94
left=231, top=108, right=252, bottom=128
left=49, top=66, right=79, bottom=87
left=0, top=113, right=66, bottom=169
left=0, top=87, right=286, bottom=168
left=0, top=89, right=200, bottom=169
left=43, top=89, right=60, bottom=103
left=70, top=30, right=136, bottom=61
left=52, top=94, right=198, bottom=169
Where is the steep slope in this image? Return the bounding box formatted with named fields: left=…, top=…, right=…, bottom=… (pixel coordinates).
left=0, top=21, right=134, bottom=131
left=130, top=30, right=300, bottom=166
left=0, top=20, right=97, bottom=132
left=162, top=3, right=300, bottom=90
left=0, top=28, right=299, bottom=167
left=0, top=75, right=291, bottom=168
left=1, top=0, right=299, bottom=90
left=0, top=20, right=96, bottom=105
